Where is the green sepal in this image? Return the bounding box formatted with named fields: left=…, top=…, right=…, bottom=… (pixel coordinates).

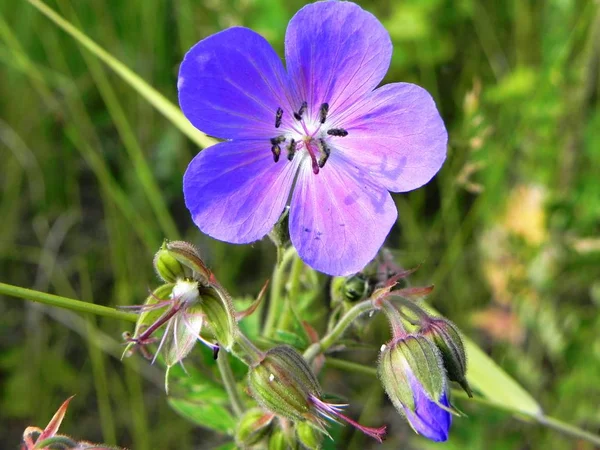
left=153, top=242, right=186, bottom=283
left=401, top=335, right=445, bottom=403
left=165, top=240, right=211, bottom=284
left=199, top=286, right=238, bottom=350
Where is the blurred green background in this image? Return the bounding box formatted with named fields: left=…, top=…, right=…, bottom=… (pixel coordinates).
left=1, top=0, right=599, bottom=448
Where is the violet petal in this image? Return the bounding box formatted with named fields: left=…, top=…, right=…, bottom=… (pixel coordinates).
left=184, top=140, right=299, bottom=243
left=178, top=27, right=292, bottom=140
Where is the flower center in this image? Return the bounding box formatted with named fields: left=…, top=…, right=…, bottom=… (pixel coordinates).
left=270, top=101, right=348, bottom=175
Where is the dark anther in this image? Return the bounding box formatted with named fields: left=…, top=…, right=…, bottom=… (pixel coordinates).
left=213, top=345, right=220, bottom=360
left=327, top=128, right=348, bottom=137
left=270, top=135, right=286, bottom=163
left=287, top=139, right=297, bottom=161
left=275, top=107, right=283, bottom=128
left=319, top=103, right=329, bottom=124
left=270, top=135, right=286, bottom=145
left=294, top=101, right=308, bottom=121
left=317, top=139, right=331, bottom=168
left=271, top=145, right=281, bottom=162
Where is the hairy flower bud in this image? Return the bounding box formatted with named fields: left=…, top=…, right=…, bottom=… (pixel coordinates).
left=248, top=345, right=386, bottom=443
left=153, top=244, right=186, bottom=283
left=421, top=317, right=472, bottom=397
left=296, top=421, right=322, bottom=449
left=268, top=429, right=290, bottom=450
left=248, top=346, right=321, bottom=422
left=268, top=206, right=291, bottom=251
left=378, top=335, right=452, bottom=442
left=235, top=408, right=274, bottom=448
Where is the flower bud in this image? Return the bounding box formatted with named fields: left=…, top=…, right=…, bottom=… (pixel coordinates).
left=268, top=429, right=289, bottom=450
left=296, top=421, right=322, bottom=449
left=378, top=335, right=452, bottom=442
left=164, top=240, right=211, bottom=284
left=235, top=408, right=274, bottom=448
left=248, top=345, right=321, bottom=422
left=199, top=285, right=238, bottom=350
left=421, top=317, right=472, bottom=397
left=153, top=244, right=186, bottom=283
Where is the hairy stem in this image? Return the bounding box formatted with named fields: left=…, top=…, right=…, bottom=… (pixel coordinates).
left=0, top=282, right=137, bottom=322
left=303, top=300, right=375, bottom=363
left=263, top=246, right=296, bottom=337
left=216, top=351, right=245, bottom=417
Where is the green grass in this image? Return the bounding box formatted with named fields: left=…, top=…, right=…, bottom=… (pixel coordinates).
left=1, top=0, right=599, bottom=448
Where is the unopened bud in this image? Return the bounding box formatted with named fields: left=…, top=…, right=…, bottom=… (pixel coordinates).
left=199, top=286, right=238, bottom=350
left=165, top=240, right=211, bottom=284
left=378, top=335, right=452, bottom=442
left=248, top=345, right=321, bottom=422
left=421, top=317, right=472, bottom=397
left=268, top=429, right=288, bottom=450
left=235, top=408, right=274, bottom=448
left=296, top=421, right=322, bottom=449
left=153, top=244, right=186, bottom=283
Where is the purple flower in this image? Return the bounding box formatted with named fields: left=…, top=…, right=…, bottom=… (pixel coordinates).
left=178, top=1, right=447, bottom=276
left=403, top=366, right=452, bottom=442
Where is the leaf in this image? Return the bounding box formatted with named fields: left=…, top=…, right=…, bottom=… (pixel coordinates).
left=463, top=336, right=542, bottom=416
left=168, top=398, right=236, bottom=435
left=27, top=0, right=217, bottom=150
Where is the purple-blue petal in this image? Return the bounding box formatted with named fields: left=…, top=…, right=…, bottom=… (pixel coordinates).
left=183, top=140, right=299, bottom=244
left=334, top=82, right=447, bottom=192
left=289, top=153, right=397, bottom=276
left=404, top=375, right=452, bottom=442
left=285, top=1, right=392, bottom=123
left=178, top=27, right=293, bottom=140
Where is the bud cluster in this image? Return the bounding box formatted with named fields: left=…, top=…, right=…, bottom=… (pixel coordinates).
left=374, top=279, right=472, bottom=442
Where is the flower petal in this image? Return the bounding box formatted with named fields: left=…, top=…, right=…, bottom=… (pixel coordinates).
left=334, top=83, right=447, bottom=192
left=285, top=1, right=392, bottom=121
left=404, top=376, right=452, bottom=442
left=289, top=154, right=397, bottom=276
left=184, top=140, right=299, bottom=244
left=178, top=27, right=292, bottom=139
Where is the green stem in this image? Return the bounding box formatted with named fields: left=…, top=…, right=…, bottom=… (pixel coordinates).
left=276, top=252, right=304, bottom=331
left=231, top=332, right=265, bottom=367
left=216, top=351, right=245, bottom=417
left=303, top=300, right=375, bottom=363
left=263, top=247, right=296, bottom=337
left=0, top=282, right=137, bottom=322
left=327, top=358, right=600, bottom=447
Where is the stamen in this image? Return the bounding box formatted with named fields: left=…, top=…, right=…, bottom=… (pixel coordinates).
left=270, top=136, right=286, bottom=163
left=287, top=139, right=297, bottom=161
left=294, top=101, right=308, bottom=121
left=317, top=138, right=331, bottom=168
left=271, top=145, right=281, bottom=162
left=275, top=107, right=283, bottom=128
left=319, top=103, right=329, bottom=124
left=327, top=128, right=348, bottom=137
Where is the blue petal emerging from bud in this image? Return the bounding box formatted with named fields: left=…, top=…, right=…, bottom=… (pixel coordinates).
left=404, top=367, right=452, bottom=442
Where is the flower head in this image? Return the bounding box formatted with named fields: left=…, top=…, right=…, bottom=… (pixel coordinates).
left=178, top=1, right=447, bottom=276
